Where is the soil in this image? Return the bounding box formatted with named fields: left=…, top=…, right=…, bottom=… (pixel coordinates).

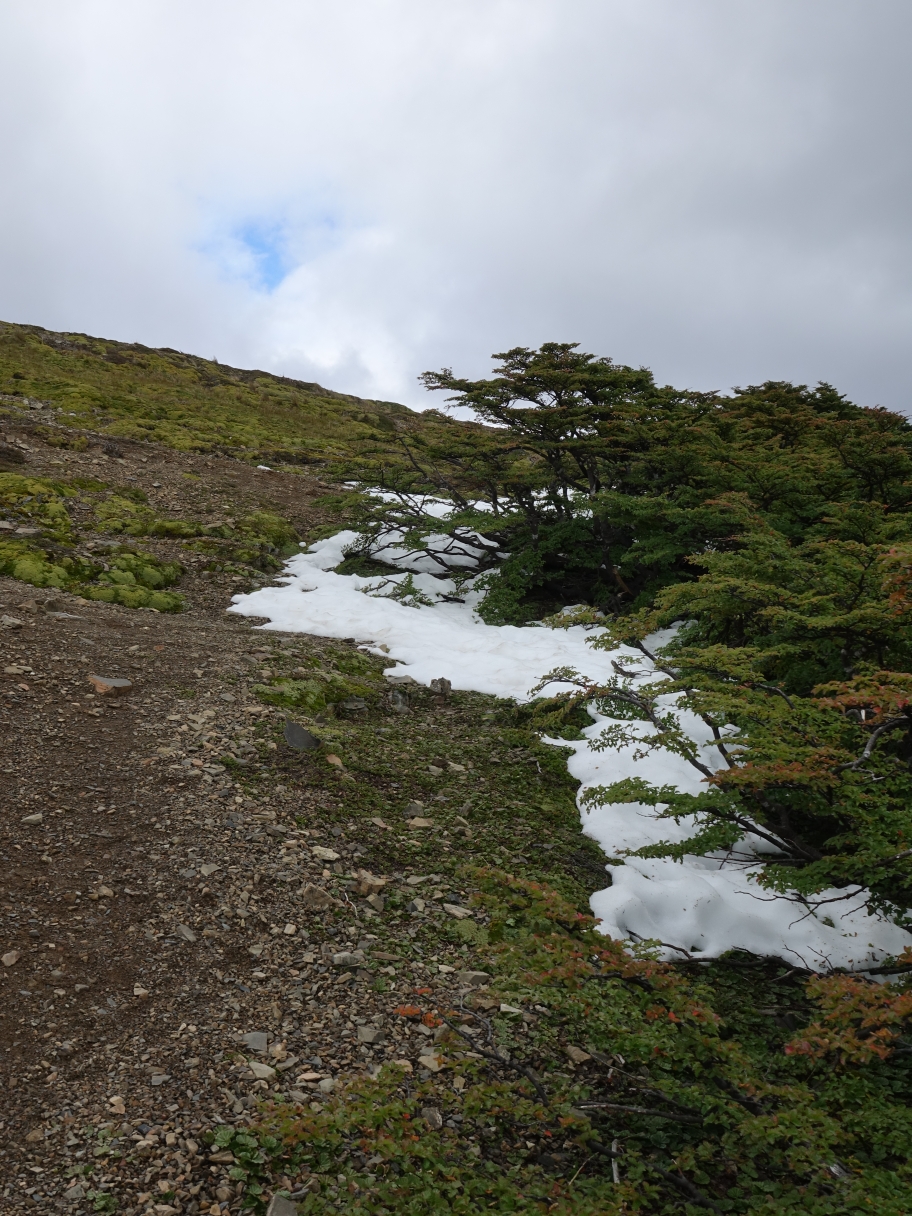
left=0, top=417, right=592, bottom=1214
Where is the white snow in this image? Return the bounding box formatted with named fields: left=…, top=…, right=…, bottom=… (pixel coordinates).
left=228, top=530, right=912, bottom=972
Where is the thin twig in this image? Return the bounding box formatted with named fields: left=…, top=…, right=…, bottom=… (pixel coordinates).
left=441, top=1014, right=548, bottom=1104
left=576, top=1101, right=703, bottom=1126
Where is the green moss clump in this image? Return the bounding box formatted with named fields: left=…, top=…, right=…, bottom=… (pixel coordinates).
left=0, top=538, right=184, bottom=611
left=254, top=670, right=375, bottom=712
left=0, top=472, right=80, bottom=542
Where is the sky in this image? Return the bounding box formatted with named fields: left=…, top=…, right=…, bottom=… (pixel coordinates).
left=2, top=1, right=911, bottom=412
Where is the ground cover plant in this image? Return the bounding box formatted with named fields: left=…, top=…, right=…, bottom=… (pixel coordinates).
left=0, top=332, right=911, bottom=1213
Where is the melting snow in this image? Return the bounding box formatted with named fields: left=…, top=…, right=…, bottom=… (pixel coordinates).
left=229, top=531, right=912, bottom=972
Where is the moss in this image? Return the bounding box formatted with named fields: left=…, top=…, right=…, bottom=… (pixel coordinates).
left=0, top=538, right=184, bottom=611
left=0, top=321, right=444, bottom=462
left=253, top=669, right=375, bottom=712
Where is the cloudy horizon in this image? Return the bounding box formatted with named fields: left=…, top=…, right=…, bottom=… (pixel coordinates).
left=2, top=1, right=911, bottom=411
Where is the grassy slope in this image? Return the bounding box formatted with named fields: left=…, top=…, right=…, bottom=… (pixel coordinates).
left=0, top=320, right=451, bottom=461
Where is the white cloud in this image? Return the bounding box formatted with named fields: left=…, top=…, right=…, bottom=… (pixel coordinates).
left=1, top=0, right=911, bottom=410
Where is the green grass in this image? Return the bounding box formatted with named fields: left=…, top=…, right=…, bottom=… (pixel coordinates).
left=0, top=319, right=456, bottom=462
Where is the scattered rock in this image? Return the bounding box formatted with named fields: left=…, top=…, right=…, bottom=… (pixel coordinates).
left=455, top=970, right=491, bottom=989
left=443, top=903, right=473, bottom=920
left=418, top=1053, right=444, bottom=1073
left=176, top=923, right=198, bottom=943
left=241, top=1032, right=269, bottom=1054
left=385, top=672, right=417, bottom=685
left=298, top=883, right=336, bottom=910
left=408, top=817, right=435, bottom=828
left=325, top=753, right=344, bottom=768
left=311, top=846, right=341, bottom=862
left=266, top=1196, right=300, bottom=1216
left=565, top=1046, right=592, bottom=1064
left=430, top=678, right=451, bottom=695
left=0, top=615, right=23, bottom=628
left=357, top=1025, right=385, bottom=1045
left=284, top=719, right=320, bottom=750
left=427, top=765, right=444, bottom=776
left=20, top=812, right=43, bottom=825
left=421, top=1105, right=444, bottom=1130
left=366, top=893, right=385, bottom=911
left=354, top=870, right=387, bottom=896
left=447, top=762, right=466, bottom=773
left=332, top=950, right=366, bottom=967
left=249, top=1060, right=277, bottom=1080
left=2, top=951, right=21, bottom=967
left=87, top=675, right=133, bottom=695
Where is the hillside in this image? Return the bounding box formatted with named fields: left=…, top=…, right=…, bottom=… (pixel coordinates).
left=0, top=320, right=445, bottom=464
left=1, top=333, right=911, bottom=1216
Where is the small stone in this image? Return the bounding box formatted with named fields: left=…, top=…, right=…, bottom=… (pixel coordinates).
left=298, top=883, right=336, bottom=910
left=199, top=863, right=220, bottom=877
left=266, top=1197, right=300, bottom=1216
left=2, top=950, right=21, bottom=967
left=500, top=1003, right=523, bottom=1014
left=241, top=1031, right=269, bottom=1054
left=332, top=950, right=366, bottom=967
left=406, top=800, right=425, bottom=814
left=248, top=943, right=265, bottom=957
left=63, top=1183, right=85, bottom=1202
left=0, top=615, right=23, bottom=628
left=108, top=1095, right=126, bottom=1114
left=21, top=812, right=43, bottom=825
left=150, top=1073, right=171, bottom=1086
left=325, top=754, right=344, bottom=768
left=366, top=893, right=385, bottom=912
left=311, top=846, right=341, bottom=862
left=87, top=675, right=133, bottom=696
left=134, top=985, right=150, bottom=998
left=385, top=672, right=417, bottom=684
left=455, top=970, right=491, bottom=989
left=443, top=903, right=473, bottom=920
left=421, top=1105, right=443, bottom=1130
left=447, top=762, right=465, bottom=773
left=25, top=1128, right=44, bottom=1143
left=565, top=1046, right=592, bottom=1064
left=284, top=719, right=321, bottom=751
left=418, top=1053, right=444, bottom=1073
left=176, top=923, right=198, bottom=943
left=219, top=692, right=236, bottom=702
left=429, top=678, right=451, bottom=695
left=97, top=885, right=114, bottom=898
left=354, top=870, right=387, bottom=896
left=357, top=1025, right=385, bottom=1045
left=406, top=874, right=428, bottom=886
left=249, top=1060, right=277, bottom=1080
left=408, top=817, right=434, bottom=828
left=318, top=1077, right=336, bottom=1093
left=427, top=765, right=443, bottom=776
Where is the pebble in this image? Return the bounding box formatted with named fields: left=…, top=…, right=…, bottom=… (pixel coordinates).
left=241, top=1032, right=269, bottom=1053
left=356, top=1025, right=385, bottom=1045
left=298, top=883, right=336, bottom=910
left=284, top=719, right=321, bottom=751
left=311, top=846, right=340, bottom=861
left=443, top=903, right=473, bottom=920
left=422, top=1106, right=444, bottom=1130
left=408, top=817, right=434, bottom=828
left=566, top=1046, right=592, bottom=1064
left=176, top=923, right=198, bottom=943
left=266, top=1197, right=300, bottom=1216
left=87, top=675, right=133, bottom=695
left=249, top=1060, right=276, bottom=1080
left=2, top=950, right=21, bottom=967
left=455, top=970, right=491, bottom=988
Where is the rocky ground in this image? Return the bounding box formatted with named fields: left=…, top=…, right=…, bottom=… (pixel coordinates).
left=0, top=415, right=597, bottom=1215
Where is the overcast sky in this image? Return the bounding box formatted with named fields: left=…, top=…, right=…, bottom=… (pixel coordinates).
left=2, top=1, right=911, bottom=412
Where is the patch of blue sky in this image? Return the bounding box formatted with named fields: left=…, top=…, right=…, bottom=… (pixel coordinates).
left=198, top=203, right=347, bottom=295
